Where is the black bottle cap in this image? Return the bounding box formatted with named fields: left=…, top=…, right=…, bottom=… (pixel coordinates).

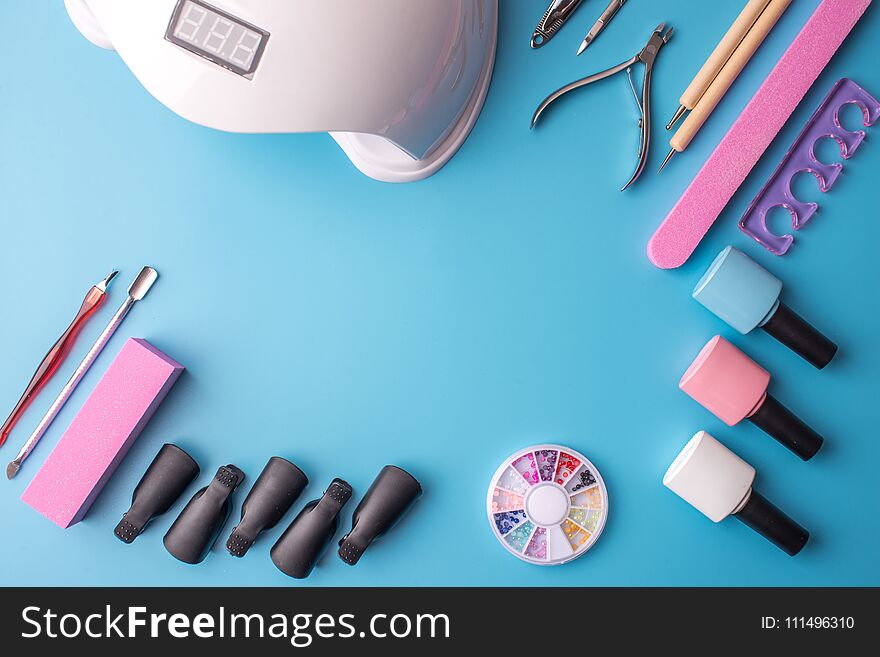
left=271, top=479, right=353, bottom=579
left=338, top=466, right=422, bottom=566
left=226, top=457, right=308, bottom=557
left=163, top=464, right=245, bottom=564
left=114, top=444, right=200, bottom=544
left=733, top=489, right=809, bottom=556
left=762, top=302, right=838, bottom=369
left=749, top=393, right=824, bottom=460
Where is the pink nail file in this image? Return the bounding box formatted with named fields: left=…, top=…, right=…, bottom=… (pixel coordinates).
left=21, top=338, right=184, bottom=529
left=647, top=0, right=873, bottom=269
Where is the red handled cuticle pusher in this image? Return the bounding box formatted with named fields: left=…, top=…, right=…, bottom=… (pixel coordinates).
left=0, top=270, right=118, bottom=448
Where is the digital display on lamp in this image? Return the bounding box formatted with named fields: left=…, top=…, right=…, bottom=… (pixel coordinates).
left=165, top=0, right=269, bottom=78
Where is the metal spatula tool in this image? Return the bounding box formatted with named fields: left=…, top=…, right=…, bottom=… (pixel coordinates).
left=7, top=267, right=159, bottom=479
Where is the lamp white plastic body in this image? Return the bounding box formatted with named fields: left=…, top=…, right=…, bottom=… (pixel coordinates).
left=64, top=0, right=498, bottom=182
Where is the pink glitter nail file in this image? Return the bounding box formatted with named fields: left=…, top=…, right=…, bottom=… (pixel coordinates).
left=647, top=0, right=873, bottom=269
left=21, top=338, right=184, bottom=528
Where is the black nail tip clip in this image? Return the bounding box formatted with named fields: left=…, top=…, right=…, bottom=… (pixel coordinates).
left=338, top=465, right=422, bottom=566
left=163, top=464, right=245, bottom=564
left=271, top=478, right=353, bottom=579
left=226, top=457, right=309, bottom=558
left=114, top=444, right=200, bottom=544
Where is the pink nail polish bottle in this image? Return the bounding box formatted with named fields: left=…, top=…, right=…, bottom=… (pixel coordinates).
left=680, top=336, right=824, bottom=460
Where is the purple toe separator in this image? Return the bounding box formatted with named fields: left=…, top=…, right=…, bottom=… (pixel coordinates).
left=739, top=78, right=880, bottom=255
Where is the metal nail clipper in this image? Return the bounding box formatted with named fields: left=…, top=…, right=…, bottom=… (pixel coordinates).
left=531, top=0, right=584, bottom=48
left=531, top=23, right=674, bottom=190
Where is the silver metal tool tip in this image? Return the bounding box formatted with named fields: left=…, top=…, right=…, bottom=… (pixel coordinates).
left=530, top=109, right=541, bottom=129
left=666, top=105, right=687, bottom=131
left=128, top=266, right=158, bottom=301
left=97, top=270, right=119, bottom=293
left=576, top=38, right=590, bottom=56
left=530, top=98, right=553, bottom=129
left=7, top=459, right=21, bottom=480
left=658, top=148, right=677, bottom=173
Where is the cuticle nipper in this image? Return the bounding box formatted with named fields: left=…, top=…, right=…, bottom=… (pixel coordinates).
left=530, top=23, right=674, bottom=191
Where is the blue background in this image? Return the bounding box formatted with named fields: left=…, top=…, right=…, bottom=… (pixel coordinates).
left=1, top=0, right=878, bottom=586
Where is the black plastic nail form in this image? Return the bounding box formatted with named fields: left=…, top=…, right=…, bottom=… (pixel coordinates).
left=226, top=457, right=309, bottom=557
left=271, top=478, right=353, bottom=579
left=338, top=466, right=422, bottom=566
left=114, top=444, right=200, bottom=544
left=163, top=464, right=245, bottom=564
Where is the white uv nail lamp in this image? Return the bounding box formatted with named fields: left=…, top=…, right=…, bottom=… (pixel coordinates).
left=64, top=0, right=498, bottom=182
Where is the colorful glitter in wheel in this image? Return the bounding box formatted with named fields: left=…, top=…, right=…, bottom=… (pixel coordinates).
left=487, top=445, right=608, bottom=565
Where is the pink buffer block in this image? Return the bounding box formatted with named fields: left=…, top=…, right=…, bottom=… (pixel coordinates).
left=21, top=339, right=184, bottom=528
left=647, top=0, right=873, bottom=269
left=679, top=336, right=823, bottom=461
